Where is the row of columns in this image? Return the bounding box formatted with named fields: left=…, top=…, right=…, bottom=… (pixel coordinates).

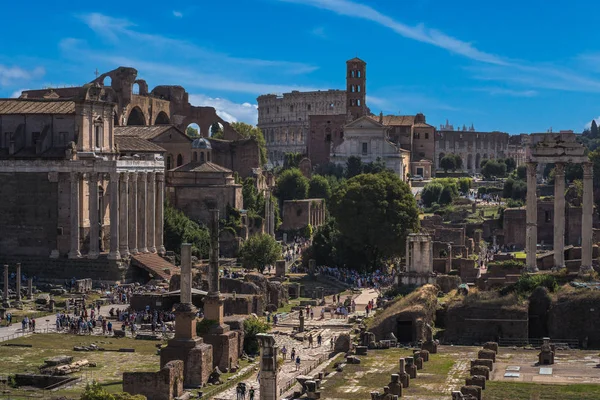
left=525, top=161, right=594, bottom=272
left=309, top=203, right=326, bottom=227
left=2, top=264, right=32, bottom=301
left=68, top=171, right=165, bottom=260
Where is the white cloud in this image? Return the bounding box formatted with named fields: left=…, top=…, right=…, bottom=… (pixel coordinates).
left=10, top=88, right=28, bottom=98
left=172, top=10, right=183, bottom=18
left=189, top=94, right=258, bottom=124
left=471, top=87, right=538, bottom=97
left=75, top=12, right=318, bottom=74
left=279, top=0, right=507, bottom=65
left=310, top=26, right=327, bottom=38
left=584, top=116, right=600, bottom=130
left=0, top=65, right=45, bottom=87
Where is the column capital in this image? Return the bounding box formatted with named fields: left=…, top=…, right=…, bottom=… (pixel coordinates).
left=138, top=171, right=147, bottom=181
left=583, top=161, right=593, bottom=176
left=554, top=162, right=565, bottom=175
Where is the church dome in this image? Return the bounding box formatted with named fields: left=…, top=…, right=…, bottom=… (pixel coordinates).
left=191, top=137, right=212, bottom=149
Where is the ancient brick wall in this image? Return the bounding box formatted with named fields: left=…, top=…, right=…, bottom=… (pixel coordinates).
left=307, top=114, right=346, bottom=166
left=0, top=172, right=58, bottom=256
left=123, top=360, right=184, bottom=400
left=167, top=185, right=242, bottom=226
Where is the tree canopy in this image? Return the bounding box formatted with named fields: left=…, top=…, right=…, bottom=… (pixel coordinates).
left=230, top=122, right=267, bottom=166
left=308, top=174, right=332, bottom=201
left=275, top=168, right=309, bottom=202
left=239, top=233, right=281, bottom=271
left=210, top=122, right=224, bottom=139
left=186, top=126, right=200, bottom=139
left=164, top=202, right=210, bottom=259
left=421, top=178, right=459, bottom=207
left=330, top=172, right=419, bottom=271
left=346, top=156, right=363, bottom=178
left=440, top=154, right=463, bottom=172
left=481, top=159, right=507, bottom=179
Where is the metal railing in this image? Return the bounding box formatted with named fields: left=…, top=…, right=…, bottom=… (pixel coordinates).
left=279, top=352, right=330, bottom=395
left=498, top=337, right=580, bottom=348
left=0, top=327, right=57, bottom=342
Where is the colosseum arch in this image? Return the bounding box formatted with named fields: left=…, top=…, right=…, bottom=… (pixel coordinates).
left=127, top=107, right=147, bottom=126
left=155, top=111, right=170, bottom=125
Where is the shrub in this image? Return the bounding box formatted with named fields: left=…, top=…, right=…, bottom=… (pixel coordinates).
left=243, top=317, right=271, bottom=355
left=500, top=274, right=559, bottom=296
left=196, top=319, right=217, bottom=336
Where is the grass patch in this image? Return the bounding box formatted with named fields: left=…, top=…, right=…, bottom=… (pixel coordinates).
left=320, top=348, right=456, bottom=399
left=0, top=333, right=160, bottom=398
left=485, top=381, right=600, bottom=400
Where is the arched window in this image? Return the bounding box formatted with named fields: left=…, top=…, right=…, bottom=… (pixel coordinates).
left=193, top=152, right=198, bottom=162
left=177, top=154, right=183, bottom=166
left=207, top=152, right=211, bottom=162
left=94, top=124, right=103, bottom=148
left=166, top=155, right=172, bottom=170
left=200, top=152, right=205, bottom=162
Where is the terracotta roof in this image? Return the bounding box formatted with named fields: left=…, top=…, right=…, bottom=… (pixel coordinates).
left=172, top=161, right=232, bottom=173
left=347, top=57, right=366, bottom=63
left=414, top=122, right=434, bottom=128
left=368, top=115, right=415, bottom=126
left=131, top=253, right=180, bottom=281
left=114, top=125, right=182, bottom=140
left=115, top=136, right=166, bottom=153
left=0, top=99, right=76, bottom=114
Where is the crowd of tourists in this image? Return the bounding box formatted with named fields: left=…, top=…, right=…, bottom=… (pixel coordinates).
left=317, top=266, right=393, bottom=289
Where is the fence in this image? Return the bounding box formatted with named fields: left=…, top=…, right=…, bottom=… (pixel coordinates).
left=279, top=352, right=331, bottom=396
left=0, top=327, right=57, bottom=342
left=498, top=337, right=580, bottom=348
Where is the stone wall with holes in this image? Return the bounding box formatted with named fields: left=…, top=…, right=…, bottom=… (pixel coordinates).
left=307, top=114, right=346, bottom=166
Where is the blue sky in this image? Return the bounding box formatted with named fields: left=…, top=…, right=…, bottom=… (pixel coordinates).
left=1, top=0, right=600, bottom=134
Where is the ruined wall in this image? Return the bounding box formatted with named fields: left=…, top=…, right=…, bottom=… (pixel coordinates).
left=166, top=185, right=242, bottom=226
left=307, top=114, right=346, bottom=166
left=435, top=130, right=509, bottom=172
left=548, top=290, right=600, bottom=347
left=503, top=208, right=526, bottom=248
left=123, top=360, right=184, bottom=400
left=0, top=172, right=58, bottom=256
left=209, top=139, right=261, bottom=178
left=444, top=296, right=528, bottom=343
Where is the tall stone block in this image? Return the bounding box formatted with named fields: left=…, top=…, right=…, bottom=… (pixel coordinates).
left=257, top=333, right=278, bottom=400
left=581, top=162, right=594, bottom=272
left=525, top=162, right=538, bottom=272
left=15, top=263, right=21, bottom=301
left=553, top=163, right=565, bottom=269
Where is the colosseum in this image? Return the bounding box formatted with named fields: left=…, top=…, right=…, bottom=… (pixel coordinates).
left=257, top=89, right=346, bottom=164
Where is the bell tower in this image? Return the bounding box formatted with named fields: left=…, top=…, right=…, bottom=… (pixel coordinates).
left=346, top=57, right=367, bottom=120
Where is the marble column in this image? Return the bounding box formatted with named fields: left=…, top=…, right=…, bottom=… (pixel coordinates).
left=525, top=162, right=539, bottom=272
left=68, top=172, right=81, bottom=259
left=108, top=173, right=120, bottom=260
left=138, top=172, right=148, bottom=253
left=156, top=172, right=166, bottom=255
left=3, top=265, right=8, bottom=301
left=119, top=173, right=130, bottom=257
left=129, top=172, right=138, bottom=254
left=147, top=172, right=156, bottom=253
left=15, top=263, right=21, bottom=302
left=581, top=162, right=594, bottom=271
left=88, top=173, right=100, bottom=259
left=553, top=162, right=565, bottom=269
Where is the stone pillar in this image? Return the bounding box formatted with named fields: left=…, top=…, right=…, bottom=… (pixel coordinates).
left=269, top=194, right=275, bottom=236
left=581, top=162, right=594, bottom=272
left=156, top=172, right=166, bottom=255
left=553, top=162, right=565, bottom=269
left=68, top=172, right=81, bottom=259
left=129, top=172, right=138, bottom=254
left=209, top=209, right=220, bottom=294
left=413, top=241, right=421, bottom=273
left=138, top=172, right=148, bottom=253
left=180, top=243, right=192, bottom=305
left=88, top=173, right=100, bottom=259
left=264, top=193, right=270, bottom=235
left=147, top=172, right=156, bottom=253
left=108, top=172, right=120, bottom=260
left=119, top=173, right=130, bottom=257
left=15, top=263, right=21, bottom=302
left=257, top=334, right=278, bottom=400
left=27, top=278, right=33, bottom=299
left=3, top=265, right=8, bottom=301
left=525, top=162, right=538, bottom=272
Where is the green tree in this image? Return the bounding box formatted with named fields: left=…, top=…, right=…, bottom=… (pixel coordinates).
left=481, top=159, right=507, bottom=179
left=421, top=182, right=444, bottom=207
left=242, top=177, right=259, bottom=210
left=230, top=122, right=268, bottom=166
left=346, top=156, right=363, bottom=178
left=210, top=122, right=224, bottom=139
left=591, top=119, right=599, bottom=139
left=314, top=162, right=344, bottom=179
left=516, top=165, right=527, bottom=180
left=164, top=203, right=210, bottom=259
left=421, top=178, right=459, bottom=207
left=363, top=157, right=390, bottom=174
left=239, top=233, right=281, bottom=271
left=440, top=155, right=457, bottom=172
left=331, top=172, right=419, bottom=271
left=275, top=168, right=309, bottom=202
left=186, top=126, right=200, bottom=139
left=504, top=158, right=517, bottom=173
left=283, top=152, right=303, bottom=170
left=458, top=177, right=472, bottom=194
left=453, top=154, right=463, bottom=170
left=308, top=174, right=332, bottom=201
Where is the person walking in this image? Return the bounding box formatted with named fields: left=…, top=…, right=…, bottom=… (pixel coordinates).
left=308, top=333, right=313, bottom=348
left=295, top=355, right=301, bottom=371
left=249, top=386, right=255, bottom=400
left=290, top=347, right=296, bottom=361
left=281, top=345, right=287, bottom=360
left=330, top=336, right=335, bottom=350
left=317, top=333, right=322, bottom=347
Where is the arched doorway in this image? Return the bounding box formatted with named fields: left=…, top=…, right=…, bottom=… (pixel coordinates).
left=475, top=154, right=481, bottom=171
left=438, top=152, right=445, bottom=168
left=186, top=123, right=201, bottom=138
left=155, top=111, right=170, bottom=125
left=127, top=107, right=146, bottom=126
left=467, top=154, right=473, bottom=171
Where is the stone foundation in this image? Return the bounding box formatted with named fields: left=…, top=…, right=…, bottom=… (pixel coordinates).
left=123, top=360, right=184, bottom=400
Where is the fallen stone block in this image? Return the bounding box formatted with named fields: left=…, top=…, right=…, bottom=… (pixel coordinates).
left=477, top=349, right=496, bottom=362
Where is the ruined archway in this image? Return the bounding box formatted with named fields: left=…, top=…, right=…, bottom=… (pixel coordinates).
left=186, top=123, right=201, bottom=138
left=155, top=111, right=170, bottom=125
left=102, top=76, right=112, bottom=87
left=127, top=107, right=146, bottom=126
left=209, top=122, right=224, bottom=138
